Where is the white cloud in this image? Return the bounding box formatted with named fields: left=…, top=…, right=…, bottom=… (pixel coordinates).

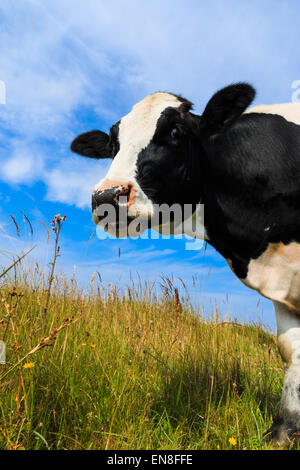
left=2, top=147, right=44, bottom=184
left=45, top=156, right=111, bottom=208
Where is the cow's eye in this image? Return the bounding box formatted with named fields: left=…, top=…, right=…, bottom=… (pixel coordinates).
left=171, top=127, right=180, bottom=139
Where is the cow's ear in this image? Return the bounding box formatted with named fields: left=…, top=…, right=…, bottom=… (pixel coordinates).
left=201, top=83, right=256, bottom=137
left=70, top=130, right=112, bottom=159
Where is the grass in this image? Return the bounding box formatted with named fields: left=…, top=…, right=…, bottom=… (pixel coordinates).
left=0, top=216, right=295, bottom=450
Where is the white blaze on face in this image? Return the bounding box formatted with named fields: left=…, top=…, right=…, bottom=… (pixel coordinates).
left=94, top=92, right=182, bottom=218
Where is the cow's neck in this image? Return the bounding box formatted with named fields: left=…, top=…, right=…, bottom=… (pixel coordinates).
left=196, top=143, right=267, bottom=279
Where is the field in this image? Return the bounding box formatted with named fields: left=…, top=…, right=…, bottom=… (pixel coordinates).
left=0, top=217, right=295, bottom=451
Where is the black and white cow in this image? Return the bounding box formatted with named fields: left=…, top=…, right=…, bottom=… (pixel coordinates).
left=71, top=83, right=300, bottom=446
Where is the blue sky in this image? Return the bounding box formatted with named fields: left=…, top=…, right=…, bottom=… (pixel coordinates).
left=0, top=0, right=299, bottom=330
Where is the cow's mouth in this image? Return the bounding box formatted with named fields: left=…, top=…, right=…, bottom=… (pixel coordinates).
left=102, top=216, right=135, bottom=231
left=95, top=213, right=150, bottom=238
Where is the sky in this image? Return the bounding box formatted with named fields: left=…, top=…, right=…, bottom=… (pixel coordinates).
left=0, top=0, right=300, bottom=331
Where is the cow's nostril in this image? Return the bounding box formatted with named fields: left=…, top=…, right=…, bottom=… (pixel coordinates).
left=92, top=187, right=118, bottom=211
left=92, top=183, right=133, bottom=213
left=115, top=186, right=130, bottom=206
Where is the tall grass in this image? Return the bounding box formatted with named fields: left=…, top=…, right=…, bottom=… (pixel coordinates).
left=0, top=216, right=294, bottom=450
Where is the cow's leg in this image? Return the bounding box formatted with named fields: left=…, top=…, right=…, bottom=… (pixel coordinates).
left=267, top=301, right=300, bottom=446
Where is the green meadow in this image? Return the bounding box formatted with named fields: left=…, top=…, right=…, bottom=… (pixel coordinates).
left=0, top=216, right=296, bottom=451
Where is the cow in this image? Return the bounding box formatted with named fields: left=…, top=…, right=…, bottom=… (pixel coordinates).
left=71, top=83, right=300, bottom=446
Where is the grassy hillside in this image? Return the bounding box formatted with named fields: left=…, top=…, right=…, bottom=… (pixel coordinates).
left=0, top=217, right=294, bottom=450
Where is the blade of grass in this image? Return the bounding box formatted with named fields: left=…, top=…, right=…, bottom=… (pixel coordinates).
left=0, top=246, right=36, bottom=279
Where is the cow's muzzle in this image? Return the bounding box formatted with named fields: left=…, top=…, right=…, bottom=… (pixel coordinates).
left=92, top=182, right=135, bottom=224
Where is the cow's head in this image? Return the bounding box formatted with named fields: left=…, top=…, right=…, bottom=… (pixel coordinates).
left=71, top=83, right=255, bottom=236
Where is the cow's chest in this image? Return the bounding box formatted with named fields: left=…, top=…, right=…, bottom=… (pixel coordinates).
left=237, top=242, right=300, bottom=313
